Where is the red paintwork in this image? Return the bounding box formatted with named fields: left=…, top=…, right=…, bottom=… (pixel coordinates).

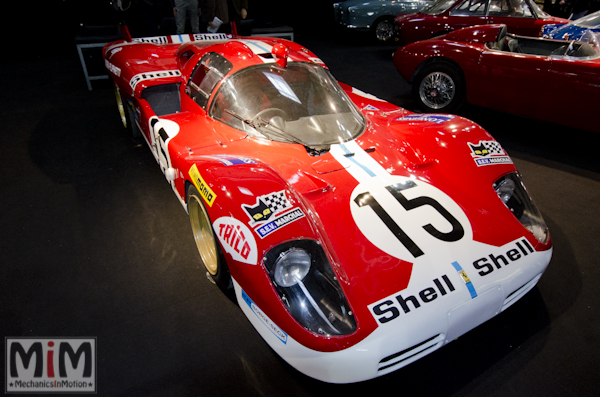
left=395, top=0, right=569, bottom=45
left=103, top=33, right=552, bottom=354
left=393, top=24, right=600, bottom=133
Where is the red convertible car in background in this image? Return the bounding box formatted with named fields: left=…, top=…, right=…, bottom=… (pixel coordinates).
left=103, top=29, right=552, bottom=382
left=393, top=24, right=600, bottom=133
left=394, top=0, right=569, bottom=45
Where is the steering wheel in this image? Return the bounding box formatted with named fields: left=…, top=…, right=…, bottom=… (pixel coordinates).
left=254, top=108, right=289, bottom=122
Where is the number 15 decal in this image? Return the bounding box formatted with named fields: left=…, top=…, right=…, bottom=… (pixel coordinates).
left=354, top=180, right=464, bottom=258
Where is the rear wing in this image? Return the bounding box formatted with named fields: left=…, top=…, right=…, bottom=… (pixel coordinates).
left=118, top=21, right=236, bottom=44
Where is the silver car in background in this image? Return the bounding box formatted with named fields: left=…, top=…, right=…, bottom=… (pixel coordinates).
left=333, top=0, right=434, bottom=42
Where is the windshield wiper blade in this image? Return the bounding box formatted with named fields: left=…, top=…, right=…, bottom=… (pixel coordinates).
left=223, top=109, right=269, bottom=139
left=254, top=116, right=309, bottom=146
left=224, top=109, right=311, bottom=147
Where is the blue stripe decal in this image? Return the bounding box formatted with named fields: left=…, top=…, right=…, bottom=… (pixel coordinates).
left=241, top=289, right=288, bottom=343
left=340, top=144, right=376, bottom=177
left=178, top=34, right=184, bottom=43
left=450, top=261, right=478, bottom=299
left=245, top=40, right=271, bottom=54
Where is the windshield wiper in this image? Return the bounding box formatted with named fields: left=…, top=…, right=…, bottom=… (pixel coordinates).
left=224, top=109, right=310, bottom=147
left=224, top=109, right=270, bottom=139
left=255, top=117, right=311, bottom=146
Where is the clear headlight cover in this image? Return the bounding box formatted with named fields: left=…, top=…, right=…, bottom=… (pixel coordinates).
left=263, top=240, right=357, bottom=336
left=273, top=248, right=311, bottom=287
left=493, top=172, right=549, bottom=244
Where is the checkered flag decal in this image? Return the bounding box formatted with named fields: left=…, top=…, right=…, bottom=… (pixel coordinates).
left=482, top=141, right=505, bottom=155
left=243, top=190, right=293, bottom=226
left=263, top=190, right=291, bottom=213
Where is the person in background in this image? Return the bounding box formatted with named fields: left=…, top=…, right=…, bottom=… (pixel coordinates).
left=557, top=0, right=591, bottom=19
left=201, top=0, right=229, bottom=32
left=227, top=0, right=249, bottom=35
left=229, top=0, right=248, bottom=24
left=171, top=0, right=200, bottom=33
left=569, top=0, right=591, bottom=19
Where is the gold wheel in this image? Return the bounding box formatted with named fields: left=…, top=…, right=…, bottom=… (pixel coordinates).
left=188, top=189, right=219, bottom=275
left=114, top=85, right=127, bottom=128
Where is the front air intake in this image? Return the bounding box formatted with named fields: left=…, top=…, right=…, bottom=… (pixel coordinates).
left=378, top=334, right=445, bottom=372
left=501, top=273, right=542, bottom=312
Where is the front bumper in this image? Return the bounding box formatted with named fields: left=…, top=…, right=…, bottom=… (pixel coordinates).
left=234, top=245, right=552, bottom=383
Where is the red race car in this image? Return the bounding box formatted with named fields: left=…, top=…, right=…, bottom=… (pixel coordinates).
left=394, top=0, right=568, bottom=45
left=393, top=24, right=600, bottom=133
left=103, top=29, right=552, bottom=383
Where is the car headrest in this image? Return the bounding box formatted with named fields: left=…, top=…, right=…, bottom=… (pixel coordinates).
left=496, top=25, right=508, bottom=47
left=573, top=42, right=597, bottom=57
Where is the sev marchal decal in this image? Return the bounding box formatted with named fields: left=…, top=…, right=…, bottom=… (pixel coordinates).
left=242, top=190, right=305, bottom=238
left=468, top=140, right=512, bottom=167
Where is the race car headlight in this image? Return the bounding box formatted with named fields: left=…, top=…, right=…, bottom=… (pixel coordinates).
left=273, top=248, right=311, bottom=287
left=493, top=172, right=549, bottom=244
left=264, top=240, right=357, bottom=336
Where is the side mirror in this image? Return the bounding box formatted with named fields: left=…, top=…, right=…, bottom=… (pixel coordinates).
left=272, top=43, right=289, bottom=68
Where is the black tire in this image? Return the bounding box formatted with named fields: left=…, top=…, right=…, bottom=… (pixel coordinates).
left=123, top=97, right=142, bottom=139
left=187, top=184, right=232, bottom=290
left=372, top=17, right=396, bottom=42
left=412, top=62, right=465, bottom=113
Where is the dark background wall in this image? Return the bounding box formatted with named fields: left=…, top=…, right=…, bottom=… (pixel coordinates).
left=7, top=0, right=335, bottom=56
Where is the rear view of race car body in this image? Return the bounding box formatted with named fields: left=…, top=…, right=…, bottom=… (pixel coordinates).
left=103, top=30, right=552, bottom=383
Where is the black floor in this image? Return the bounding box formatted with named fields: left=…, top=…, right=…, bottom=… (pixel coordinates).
left=1, top=24, right=599, bottom=396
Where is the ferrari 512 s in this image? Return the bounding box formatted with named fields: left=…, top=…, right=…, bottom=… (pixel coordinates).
left=103, top=30, right=552, bottom=383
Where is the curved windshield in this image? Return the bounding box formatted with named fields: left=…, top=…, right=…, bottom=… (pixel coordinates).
left=527, top=0, right=548, bottom=18
left=581, top=31, right=600, bottom=48
left=210, top=63, right=366, bottom=148
left=424, top=0, right=457, bottom=15
left=574, top=11, right=600, bottom=28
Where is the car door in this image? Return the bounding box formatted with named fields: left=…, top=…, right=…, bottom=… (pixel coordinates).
left=486, top=0, right=538, bottom=35
left=546, top=54, right=600, bottom=131
left=473, top=45, right=551, bottom=118
left=447, top=0, right=490, bottom=32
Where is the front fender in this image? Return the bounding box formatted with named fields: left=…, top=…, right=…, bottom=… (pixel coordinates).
left=393, top=43, right=480, bottom=100
left=183, top=155, right=350, bottom=340
left=184, top=155, right=318, bottom=254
